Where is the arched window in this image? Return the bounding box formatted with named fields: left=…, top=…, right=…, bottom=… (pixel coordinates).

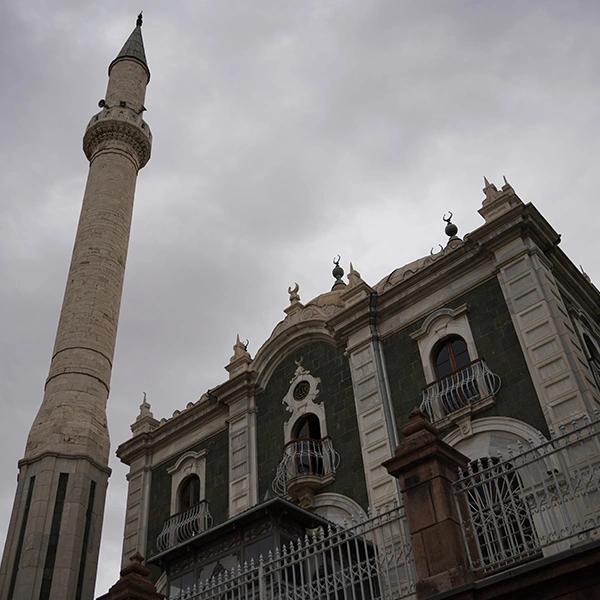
left=459, top=457, right=538, bottom=571
left=292, top=413, right=322, bottom=441
left=433, top=335, right=470, bottom=379
left=291, top=413, right=323, bottom=476
left=178, top=475, right=200, bottom=512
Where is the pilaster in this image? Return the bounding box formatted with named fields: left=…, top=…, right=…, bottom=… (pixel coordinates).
left=494, top=238, right=600, bottom=427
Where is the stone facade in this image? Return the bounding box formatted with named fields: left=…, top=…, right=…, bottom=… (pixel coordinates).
left=115, top=178, right=600, bottom=598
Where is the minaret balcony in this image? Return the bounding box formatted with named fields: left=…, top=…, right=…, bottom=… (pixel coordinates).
left=156, top=500, right=213, bottom=553
left=273, top=437, right=340, bottom=508
left=419, top=358, right=501, bottom=426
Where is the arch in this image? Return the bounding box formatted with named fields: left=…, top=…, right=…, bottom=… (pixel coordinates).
left=167, top=449, right=208, bottom=514
left=291, top=413, right=322, bottom=440
left=253, top=327, right=336, bottom=390
left=178, top=474, right=201, bottom=512
left=312, top=492, right=368, bottom=525
left=410, top=304, right=479, bottom=384
left=411, top=305, right=469, bottom=340
left=443, top=416, right=548, bottom=460
left=432, top=335, right=471, bottom=379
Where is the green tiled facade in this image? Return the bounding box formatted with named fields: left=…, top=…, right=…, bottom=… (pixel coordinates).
left=383, top=277, right=547, bottom=437
left=145, top=427, right=229, bottom=558
left=256, top=340, right=369, bottom=509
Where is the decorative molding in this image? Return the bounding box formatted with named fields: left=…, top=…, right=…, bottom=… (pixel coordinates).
left=167, top=449, right=208, bottom=514
left=443, top=416, right=548, bottom=459
left=410, top=304, right=469, bottom=340
left=83, top=106, right=152, bottom=168
left=282, top=362, right=325, bottom=442
left=411, top=303, right=479, bottom=385
left=312, top=492, right=368, bottom=525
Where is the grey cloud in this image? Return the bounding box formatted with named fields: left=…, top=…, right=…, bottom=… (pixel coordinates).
left=1, top=1, right=599, bottom=595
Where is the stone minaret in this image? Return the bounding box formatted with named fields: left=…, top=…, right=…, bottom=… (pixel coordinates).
left=0, top=15, right=151, bottom=600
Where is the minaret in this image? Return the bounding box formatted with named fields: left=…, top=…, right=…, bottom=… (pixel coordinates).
left=0, top=15, right=151, bottom=600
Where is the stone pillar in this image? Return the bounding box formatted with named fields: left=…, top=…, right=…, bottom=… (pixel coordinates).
left=96, top=554, right=164, bottom=600
left=383, top=409, right=472, bottom=599
left=0, top=17, right=151, bottom=600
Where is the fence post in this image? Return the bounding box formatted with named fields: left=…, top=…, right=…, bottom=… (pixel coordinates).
left=383, top=409, right=473, bottom=599
left=95, top=552, right=165, bottom=600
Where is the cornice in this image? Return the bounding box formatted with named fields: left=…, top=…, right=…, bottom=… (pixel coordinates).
left=116, top=399, right=227, bottom=465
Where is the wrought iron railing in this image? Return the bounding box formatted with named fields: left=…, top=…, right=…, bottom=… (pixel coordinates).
left=156, top=500, right=213, bottom=553
left=272, top=437, right=341, bottom=497
left=170, top=500, right=416, bottom=600
left=454, top=413, right=600, bottom=574
left=419, top=358, right=501, bottom=423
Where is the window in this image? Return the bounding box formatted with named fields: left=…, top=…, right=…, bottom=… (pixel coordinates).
left=460, top=457, right=537, bottom=571
left=291, top=414, right=323, bottom=476
left=583, top=333, right=600, bottom=388
left=292, top=413, right=322, bottom=441
left=433, top=336, right=471, bottom=379
left=178, top=475, right=200, bottom=512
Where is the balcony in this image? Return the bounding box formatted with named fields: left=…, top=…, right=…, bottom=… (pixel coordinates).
left=156, top=500, right=213, bottom=553
left=419, top=358, right=501, bottom=425
left=272, top=437, right=340, bottom=507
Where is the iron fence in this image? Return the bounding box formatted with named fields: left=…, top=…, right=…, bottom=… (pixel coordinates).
left=454, top=412, right=600, bottom=573
left=170, top=501, right=415, bottom=600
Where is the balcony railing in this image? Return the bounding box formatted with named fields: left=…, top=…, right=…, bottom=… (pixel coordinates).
left=272, top=437, right=340, bottom=497
left=419, top=358, right=501, bottom=423
left=454, top=413, right=600, bottom=574
left=156, top=500, right=213, bottom=553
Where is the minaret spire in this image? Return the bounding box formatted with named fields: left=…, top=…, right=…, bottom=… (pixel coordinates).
left=0, top=17, right=152, bottom=600
left=109, top=13, right=150, bottom=83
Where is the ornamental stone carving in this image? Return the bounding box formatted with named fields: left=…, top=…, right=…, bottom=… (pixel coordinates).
left=83, top=105, right=152, bottom=168
left=282, top=361, right=326, bottom=442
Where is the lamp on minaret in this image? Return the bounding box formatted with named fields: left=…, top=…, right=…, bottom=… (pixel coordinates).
left=0, top=15, right=151, bottom=600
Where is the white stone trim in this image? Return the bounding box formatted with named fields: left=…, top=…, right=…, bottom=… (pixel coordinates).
left=312, top=492, right=368, bottom=525
left=443, top=416, right=548, bottom=460
left=411, top=303, right=479, bottom=384
left=228, top=406, right=258, bottom=517
left=167, top=449, right=208, bottom=514
left=282, top=364, right=326, bottom=443
left=347, top=343, right=399, bottom=508
left=494, top=242, right=599, bottom=428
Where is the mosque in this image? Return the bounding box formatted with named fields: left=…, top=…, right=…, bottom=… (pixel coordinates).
left=1, top=15, right=600, bottom=600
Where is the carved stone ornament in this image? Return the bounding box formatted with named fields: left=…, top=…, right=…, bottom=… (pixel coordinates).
left=282, top=360, right=326, bottom=442
left=83, top=105, right=152, bottom=168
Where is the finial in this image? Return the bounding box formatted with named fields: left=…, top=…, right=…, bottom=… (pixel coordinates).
left=348, top=262, right=362, bottom=286
left=230, top=334, right=251, bottom=363
left=484, top=176, right=491, bottom=187
left=288, top=282, right=300, bottom=304
left=136, top=12, right=143, bottom=27
left=135, top=392, right=154, bottom=423
left=443, top=212, right=459, bottom=240
left=332, top=255, right=346, bottom=290
left=580, top=265, right=592, bottom=284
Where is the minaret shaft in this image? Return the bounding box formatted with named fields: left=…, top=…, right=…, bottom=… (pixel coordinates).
left=0, top=18, right=151, bottom=600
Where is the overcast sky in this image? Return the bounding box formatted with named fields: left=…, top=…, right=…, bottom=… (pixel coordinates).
left=1, top=1, right=599, bottom=595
